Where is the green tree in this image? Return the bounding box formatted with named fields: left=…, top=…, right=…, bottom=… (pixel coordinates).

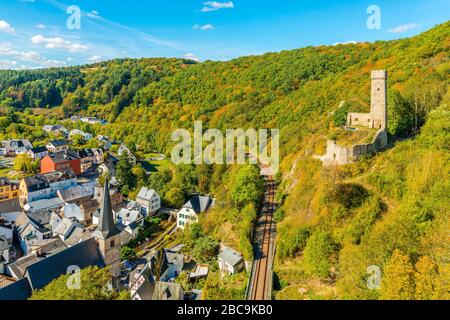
left=116, top=153, right=137, bottom=194
left=192, top=236, right=219, bottom=264
left=13, top=153, right=34, bottom=173
left=165, top=187, right=185, bottom=208
left=120, top=246, right=137, bottom=261
left=379, top=250, right=415, bottom=300
left=303, top=230, right=337, bottom=278
left=231, top=165, right=264, bottom=208
left=132, top=163, right=147, bottom=186
left=414, top=256, right=438, bottom=300
left=30, top=266, right=130, bottom=300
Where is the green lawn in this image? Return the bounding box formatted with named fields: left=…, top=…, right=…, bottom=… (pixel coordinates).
left=139, top=159, right=173, bottom=173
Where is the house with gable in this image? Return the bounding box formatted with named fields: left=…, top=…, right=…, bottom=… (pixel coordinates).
left=136, top=187, right=161, bottom=216
left=177, top=195, right=212, bottom=229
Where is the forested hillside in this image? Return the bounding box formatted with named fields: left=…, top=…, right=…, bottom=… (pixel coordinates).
left=0, top=21, right=448, bottom=300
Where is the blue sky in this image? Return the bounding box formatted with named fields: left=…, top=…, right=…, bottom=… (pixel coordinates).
left=0, top=0, right=449, bottom=69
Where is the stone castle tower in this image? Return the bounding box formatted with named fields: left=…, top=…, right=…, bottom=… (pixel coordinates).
left=370, top=70, right=388, bottom=130
left=347, top=70, right=388, bottom=130
left=93, top=179, right=121, bottom=277
left=317, top=70, right=389, bottom=166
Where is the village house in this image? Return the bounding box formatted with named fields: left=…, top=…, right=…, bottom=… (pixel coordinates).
left=98, top=154, right=119, bottom=177
left=177, top=195, right=212, bottom=229
left=0, top=139, right=32, bottom=157
left=57, top=185, right=94, bottom=206
left=78, top=148, right=95, bottom=173
left=91, top=148, right=104, bottom=165
left=136, top=187, right=161, bottom=216
left=43, top=125, right=69, bottom=136
left=52, top=217, right=84, bottom=241
left=80, top=117, right=107, bottom=125
left=118, top=144, right=137, bottom=166
left=79, top=199, right=99, bottom=226
left=97, top=135, right=112, bottom=150
left=218, top=247, right=245, bottom=275
left=0, top=178, right=19, bottom=203
left=27, top=146, right=49, bottom=161
left=40, top=151, right=81, bottom=176
left=23, top=197, right=65, bottom=215
left=61, top=203, right=85, bottom=224
left=15, top=212, right=53, bottom=254
left=45, top=140, right=69, bottom=153
left=69, top=129, right=93, bottom=142
left=19, top=169, right=77, bottom=205
left=0, top=199, right=22, bottom=224
left=130, top=248, right=185, bottom=301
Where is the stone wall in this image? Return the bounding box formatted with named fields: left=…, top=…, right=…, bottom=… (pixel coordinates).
left=321, top=129, right=388, bottom=165
left=347, top=112, right=373, bottom=127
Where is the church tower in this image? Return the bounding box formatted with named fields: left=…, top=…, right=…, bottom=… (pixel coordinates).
left=93, top=179, right=121, bottom=276
left=370, top=70, right=388, bottom=130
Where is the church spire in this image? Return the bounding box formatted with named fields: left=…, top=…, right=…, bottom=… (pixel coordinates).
left=96, top=178, right=115, bottom=239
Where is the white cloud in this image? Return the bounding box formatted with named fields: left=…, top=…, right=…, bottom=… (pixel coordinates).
left=0, top=60, right=18, bottom=69
left=201, top=1, right=234, bottom=12
left=193, top=24, right=215, bottom=31
left=333, top=40, right=358, bottom=46
left=67, top=57, right=75, bottom=62
left=184, top=53, right=201, bottom=62
left=36, top=24, right=46, bottom=29
left=0, top=21, right=15, bottom=33
left=0, top=43, right=65, bottom=67
left=388, top=23, right=420, bottom=34
left=31, top=35, right=89, bottom=52
left=87, top=55, right=102, bottom=63
left=86, top=10, right=101, bottom=18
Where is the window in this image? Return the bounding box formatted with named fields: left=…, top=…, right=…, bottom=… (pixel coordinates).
left=110, top=239, right=115, bottom=247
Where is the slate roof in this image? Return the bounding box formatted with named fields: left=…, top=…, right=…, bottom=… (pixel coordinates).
left=58, top=185, right=94, bottom=202
left=78, top=148, right=94, bottom=158
left=25, top=238, right=105, bottom=291
left=0, top=235, right=8, bottom=251
left=136, top=187, right=157, bottom=203
left=6, top=254, right=40, bottom=279
left=48, top=151, right=80, bottom=163
left=25, top=197, right=64, bottom=214
left=152, top=282, right=183, bottom=300
left=0, top=278, right=32, bottom=301
left=148, top=248, right=170, bottom=281
left=0, top=198, right=21, bottom=214
left=23, top=175, right=49, bottom=193
left=166, top=250, right=184, bottom=272
left=29, top=146, right=48, bottom=154
left=64, top=227, right=92, bottom=247
left=28, top=238, right=68, bottom=256
left=219, top=247, right=244, bottom=267
left=183, top=195, right=212, bottom=214
left=48, top=139, right=68, bottom=147
left=131, top=263, right=156, bottom=300
left=22, top=169, right=75, bottom=193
